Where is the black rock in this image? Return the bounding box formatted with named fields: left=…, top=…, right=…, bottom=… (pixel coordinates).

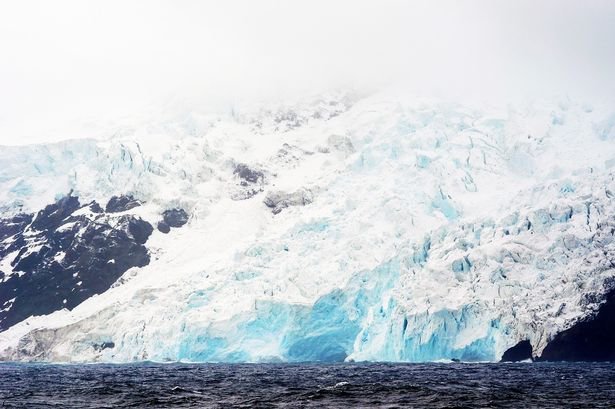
left=127, top=217, right=154, bottom=244
left=31, top=194, right=80, bottom=232
left=157, top=221, right=170, bottom=234
left=162, top=208, right=189, bottom=228
left=0, top=194, right=154, bottom=332
left=0, top=213, right=32, bottom=242
left=105, top=195, right=141, bottom=213
left=88, top=201, right=104, bottom=213
left=93, top=341, right=115, bottom=352
left=500, top=340, right=533, bottom=362
left=538, top=289, right=615, bottom=362
left=231, top=163, right=265, bottom=200
left=234, top=163, right=264, bottom=185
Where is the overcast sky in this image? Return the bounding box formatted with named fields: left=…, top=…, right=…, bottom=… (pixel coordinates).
left=1, top=0, right=614, bottom=144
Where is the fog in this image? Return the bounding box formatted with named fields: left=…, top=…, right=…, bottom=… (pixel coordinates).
left=1, top=0, right=614, bottom=144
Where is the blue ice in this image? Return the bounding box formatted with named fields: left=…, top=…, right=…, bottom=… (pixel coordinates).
left=175, top=257, right=500, bottom=363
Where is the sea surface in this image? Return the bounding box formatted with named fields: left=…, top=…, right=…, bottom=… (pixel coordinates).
left=0, top=362, right=614, bottom=408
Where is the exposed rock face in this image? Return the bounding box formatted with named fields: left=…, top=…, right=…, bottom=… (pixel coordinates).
left=157, top=222, right=171, bottom=234
left=163, top=209, right=189, bottom=228
left=157, top=208, right=189, bottom=233
left=0, top=194, right=153, bottom=332
left=264, top=189, right=314, bottom=214
left=89, top=201, right=104, bottom=213
left=93, top=341, right=115, bottom=352
left=231, top=163, right=265, bottom=200
left=500, top=340, right=533, bottom=362
left=105, top=195, right=141, bottom=213
left=234, top=163, right=264, bottom=185
left=538, top=288, right=615, bottom=362
left=31, top=195, right=81, bottom=231
left=0, top=213, right=33, bottom=244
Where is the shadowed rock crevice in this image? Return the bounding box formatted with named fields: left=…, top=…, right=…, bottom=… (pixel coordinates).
left=500, top=340, right=533, bottom=362
left=0, top=193, right=153, bottom=332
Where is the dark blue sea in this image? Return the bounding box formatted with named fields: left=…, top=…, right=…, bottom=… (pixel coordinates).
left=1, top=362, right=614, bottom=408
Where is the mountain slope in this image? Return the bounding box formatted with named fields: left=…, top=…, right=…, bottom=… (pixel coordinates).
left=0, top=92, right=614, bottom=362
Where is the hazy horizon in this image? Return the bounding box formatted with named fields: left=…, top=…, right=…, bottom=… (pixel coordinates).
left=1, top=0, right=615, bottom=144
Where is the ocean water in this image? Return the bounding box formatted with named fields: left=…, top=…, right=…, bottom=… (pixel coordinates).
left=1, top=362, right=614, bottom=408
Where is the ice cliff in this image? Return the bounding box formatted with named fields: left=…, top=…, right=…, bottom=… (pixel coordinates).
left=0, top=91, right=614, bottom=362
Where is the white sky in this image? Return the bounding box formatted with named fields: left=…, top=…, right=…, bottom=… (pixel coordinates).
left=1, top=0, right=614, bottom=144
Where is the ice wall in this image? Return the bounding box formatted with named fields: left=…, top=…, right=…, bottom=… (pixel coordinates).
left=0, top=92, right=614, bottom=362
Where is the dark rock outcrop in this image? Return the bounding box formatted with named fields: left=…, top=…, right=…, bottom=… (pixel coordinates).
left=163, top=208, right=189, bottom=228
left=31, top=195, right=80, bottom=232
left=0, top=194, right=153, bottom=332
left=88, top=201, right=104, bottom=213
left=232, top=163, right=265, bottom=200
left=264, top=189, right=313, bottom=214
left=157, top=222, right=171, bottom=234
left=500, top=340, right=533, bottom=362
left=105, top=195, right=141, bottom=213
left=157, top=208, right=189, bottom=233
left=0, top=213, right=32, bottom=242
left=234, top=163, right=264, bottom=185
left=538, top=289, right=615, bottom=362
left=127, top=217, right=154, bottom=244
left=93, top=341, right=115, bottom=352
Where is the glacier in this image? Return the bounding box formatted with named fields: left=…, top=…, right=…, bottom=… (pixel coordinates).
left=0, top=91, right=614, bottom=362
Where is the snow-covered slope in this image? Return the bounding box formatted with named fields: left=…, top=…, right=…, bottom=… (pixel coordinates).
left=0, top=91, right=614, bottom=362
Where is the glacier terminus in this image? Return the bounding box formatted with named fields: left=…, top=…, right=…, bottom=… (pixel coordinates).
left=0, top=91, right=614, bottom=363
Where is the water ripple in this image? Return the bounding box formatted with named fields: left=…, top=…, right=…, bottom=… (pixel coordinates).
left=0, top=362, right=613, bottom=408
